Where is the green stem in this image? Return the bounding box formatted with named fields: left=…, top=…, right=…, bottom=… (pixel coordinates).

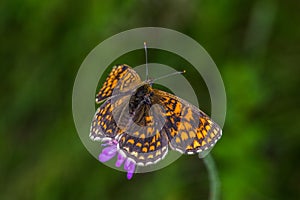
left=203, top=154, right=220, bottom=200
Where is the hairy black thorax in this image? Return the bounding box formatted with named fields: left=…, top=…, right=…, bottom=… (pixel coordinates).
left=128, top=84, right=155, bottom=126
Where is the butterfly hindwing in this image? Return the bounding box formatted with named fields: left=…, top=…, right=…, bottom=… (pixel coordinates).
left=118, top=129, right=169, bottom=166
left=90, top=98, right=120, bottom=141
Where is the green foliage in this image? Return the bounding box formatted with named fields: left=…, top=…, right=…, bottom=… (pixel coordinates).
left=1, top=0, right=299, bottom=199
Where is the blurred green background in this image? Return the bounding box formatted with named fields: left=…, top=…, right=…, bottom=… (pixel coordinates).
left=1, top=0, right=299, bottom=199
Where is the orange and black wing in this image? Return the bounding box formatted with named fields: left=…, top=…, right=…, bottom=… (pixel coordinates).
left=117, top=103, right=169, bottom=166
left=153, top=89, right=222, bottom=154
left=96, top=64, right=142, bottom=103
left=91, top=90, right=169, bottom=166
left=90, top=95, right=129, bottom=141
left=118, top=129, right=169, bottom=166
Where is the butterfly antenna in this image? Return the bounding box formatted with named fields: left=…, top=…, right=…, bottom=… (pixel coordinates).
left=151, top=70, right=186, bottom=83
left=144, top=42, right=149, bottom=80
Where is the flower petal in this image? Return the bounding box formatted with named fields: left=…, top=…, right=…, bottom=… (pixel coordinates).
left=124, top=159, right=136, bottom=180
left=124, top=159, right=131, bottom=171
left=98, top=146, right=117, bottom=162
left=102, top=145, right=117, bottom=156
left=115, top=153, right=126, bottom=167
left=127, top=164, right=135, bottom=180
left=127, top=171, right=134, bottom=180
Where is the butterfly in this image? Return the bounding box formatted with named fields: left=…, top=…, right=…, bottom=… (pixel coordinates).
left=90, top=64, right=222, bottom=167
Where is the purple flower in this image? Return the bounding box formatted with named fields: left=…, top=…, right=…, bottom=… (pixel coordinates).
left=98, top=145, right=117, bottom=162
left=124, top=159, right=135, bottom=180
left=115, top=153, right=126, bottom=167
left=99, top=139, right=136, bottom=180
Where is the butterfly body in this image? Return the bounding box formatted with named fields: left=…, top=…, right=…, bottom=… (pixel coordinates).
left=129, top=84, right=153, bottom=116
left=90, top=64, right=222, bottom=166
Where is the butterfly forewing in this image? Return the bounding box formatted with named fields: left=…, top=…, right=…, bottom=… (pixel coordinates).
left=153, top=89, right=222, bottom=154
left=96, top=64, right=142, bottom=103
